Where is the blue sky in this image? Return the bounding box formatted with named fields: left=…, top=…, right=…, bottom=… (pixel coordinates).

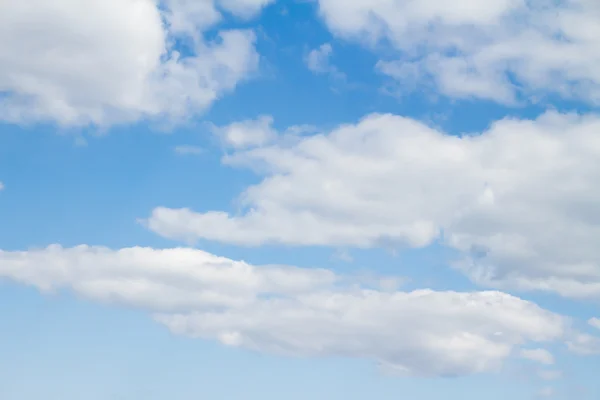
left=1, top=0, right=600, bottom=399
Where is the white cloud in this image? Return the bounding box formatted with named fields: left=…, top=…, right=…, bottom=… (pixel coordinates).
left=161, top=0, right=275, bottom=35
left=0, top=245, right=336, bottom=311
left=162, top=0, right=222, bottom=37
left=588, top=317, right=600, bottom=330
left=306, top=43, right=332, bottom=73
left=0, top=244, right=570, bottom=377
left=0, top=181, right=4, bottom=191
left=307, top=43, right=332, bottom=73
left=174, top=145, right=204, bottom=155
left=317, top=0, right=600, bottom=104
left=211, top=115, right=277, bottom=149
left=144, top=111, right=600, bottom=299
left=305, top=43, right=346, bottom=81
left=218, top=0, right=276, bottom=19
left=0, top=0, right=264, bottom=127
left=157, top=290, right=563, bottom=377
left=376, top=57, right=515, bottom=104
left=520, top=348, right=555, bottom=365
left=566, top=332, right=600, bottom=355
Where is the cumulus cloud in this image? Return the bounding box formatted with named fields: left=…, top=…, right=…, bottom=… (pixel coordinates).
left=0, top=244, right=571, bottom=377
left=0, top=0, right=264, bottom=127
left=211, top=115, right=278, bottom=149
left=0, top=245, right=336, bottom=311
left=162, top=0, right=221, bottom=36
left=162, top=0, right=275, bottom=35
left=144, top=111, right=600, bottom=299
left=317, top=0, right=600, bottom=104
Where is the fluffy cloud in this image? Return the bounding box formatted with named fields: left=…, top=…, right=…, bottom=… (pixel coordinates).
left=211, top=115, right=278, bottom=149
left=317, top=0, right=600, bottom=103
left=145, top=111, right=600, bottom=299
left=0, top=0, right=264, bottom=127
left=0, top=245, right=336, bottom=311
left=0, top=244, right=570, bottom=377
left=162, top=0, right=275, bottom=35
left=162, top=0, right=219, bottom=36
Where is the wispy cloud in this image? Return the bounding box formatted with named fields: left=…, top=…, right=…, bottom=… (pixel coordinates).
left=174, top=145, right=204, bottom=156
left=305, top=43, right=346, bottom=82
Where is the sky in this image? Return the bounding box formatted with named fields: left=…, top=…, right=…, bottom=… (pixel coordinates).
left=1, top=0, right=600, bottom=399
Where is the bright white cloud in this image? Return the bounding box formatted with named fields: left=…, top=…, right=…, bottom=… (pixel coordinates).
left=0, top=0, right=264, bottom=127
left=158, top=290, right=564, bottom=377
left=145, top=111, right=600, bottom=299
left=0, top=245, right=336, bottom=311
left=211, top=115, right=277, bottom=149
left=318, top=0, right=600, bottom=104
left=520, top=348, right=555, bottom=365
left=0, top=244, right=570, bottom=377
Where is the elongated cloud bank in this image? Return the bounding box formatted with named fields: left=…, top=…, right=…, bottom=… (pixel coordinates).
left=0, top=244, right=577, bottom=377
left=145, top=111, right=600, bottom=299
